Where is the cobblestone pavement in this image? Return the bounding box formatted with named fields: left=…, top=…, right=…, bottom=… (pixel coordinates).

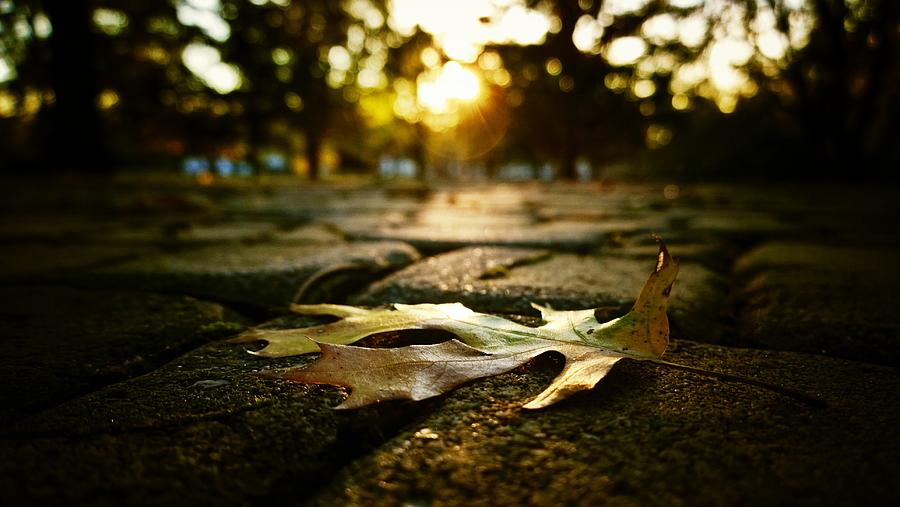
left=1, top=179, right=898, bottom=506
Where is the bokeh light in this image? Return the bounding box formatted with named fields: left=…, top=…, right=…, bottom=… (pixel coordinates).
left=417, top=61, right=481, bottom=116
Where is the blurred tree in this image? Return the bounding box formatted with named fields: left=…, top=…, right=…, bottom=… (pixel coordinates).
left=219, top=0, right=393, bottom=180
left=782, top=0, right=899, bottom=174
left=0, top=0, right=48, bottom=169
left=380, top=29, right=432, bottom=178
left=221, top=0, right=323, bottom=179
left=43, top=0, right=110, bottom=172
left=1, top=0, right=896, bottom=181
left=489, top=0, right=645, bottom=180
left=92, top=0, right=219, bottom=167
left=0, top=0, right=108, bottom=172
left=583, top=0, right=900, bottom=177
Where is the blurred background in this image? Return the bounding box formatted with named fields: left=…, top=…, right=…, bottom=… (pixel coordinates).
left=0, top=0, right=897, bottom=182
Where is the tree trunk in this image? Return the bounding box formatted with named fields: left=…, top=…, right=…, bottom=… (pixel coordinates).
left=306, top=130, right=321, bottom=181
left=246, top=107, right=265, bottom=176
left=552, top=0, right=583, bottom=181
left=559, top=122, right=578, bottom=181
left=413, top=122, right=428, bottom=181
left=856, top=0, right=899, bottom=174
left=44, top=0, right=108, bottom=172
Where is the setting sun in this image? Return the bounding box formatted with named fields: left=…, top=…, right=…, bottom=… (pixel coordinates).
left=417, top=61, right=481, bottom=114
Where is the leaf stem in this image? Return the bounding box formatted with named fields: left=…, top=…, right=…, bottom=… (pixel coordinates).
left=647, top=359, right=827, bottom=408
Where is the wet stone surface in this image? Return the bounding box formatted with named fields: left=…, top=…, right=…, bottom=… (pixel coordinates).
left=307, top=342, right=900, bottom=507
left=353, top=247, right=553, bottom=312
left=346, top=221, right=637, bottom=254
left=221, top=185, right=425, bottom=221
left=683, top=211, right=798, bottom=241
left=71, top=241, right=420, bottom=311
left=1, top=181, right=899, bottom=506
left=597, top=240, right=740, bottom=274
left=0, top=215, right=108, bottom=243
left=733, top=242, right=900, bottom=365
left=0, top=286, right=238, bottom=427
left=269, top=223, right=344, bottom=244
left=94, top=220, right=280, bottom=246
left=0, top=318, right=433, bottom=505
left=8, top=314, right=327, bottom=437
left=337, top=186, right=672, bottom=254
left=0, top=244, right=149, bottom=279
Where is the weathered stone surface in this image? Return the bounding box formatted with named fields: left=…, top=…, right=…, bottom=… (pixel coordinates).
left=0, top=286, right=237, bottom=426
left=0, top=244, right=147, bottom=279
left=0, top=216, right=94, bottom=243
left=321, top=212, right=411, bottom=238
left=306, top=342, right=900, bottom=507
left=735, top=242, right=900, bottom=274
left=1, top=408, right=336, bottom=505
left=352, top=247, right=553, bottom=312
left=2, top=181, right=897, bottom=507
left=7, top=332, right=898, bottom=506
left=347, top=221, right=645, bottom=254
left=326, top=183, right=676, bottom=247
left=430, top=187, right=530, bottom=213
left=0, top=322, right=423, bottom=505
left=270, top=223, right=344, bottom=244
left=222, top=186, right=422, bottom=220
left=354, top=247, right=729, bottom=343
left=415, top=208, right=534, bottom=228
left=327, top=185, right=674, bottom=253
left=74, top=241, right=420, bottom=310
left=7, top=322, right=319, bottom=437
left=599, top=241, right=739, bottom=274
left=523, top=184, right=667, bottom=217
left=168, top=221, right=278, bottom=244
left=734, top=242, right=900, bottom=365
left=686, top=211, right=796, bottom=240
left=92, top=221, right=281, bottom=246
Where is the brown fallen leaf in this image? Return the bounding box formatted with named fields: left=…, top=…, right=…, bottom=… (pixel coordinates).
left=234, top=243, right=823, bottom=409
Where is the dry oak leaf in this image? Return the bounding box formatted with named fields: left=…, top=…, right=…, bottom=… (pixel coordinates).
left=233, top=244, right=680, bottom=409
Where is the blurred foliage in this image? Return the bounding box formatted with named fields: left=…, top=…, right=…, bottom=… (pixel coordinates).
left=0, top=0, right=897, bottom=180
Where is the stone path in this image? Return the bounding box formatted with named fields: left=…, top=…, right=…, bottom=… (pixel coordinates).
left=1, top=179, right=898, bottom=505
